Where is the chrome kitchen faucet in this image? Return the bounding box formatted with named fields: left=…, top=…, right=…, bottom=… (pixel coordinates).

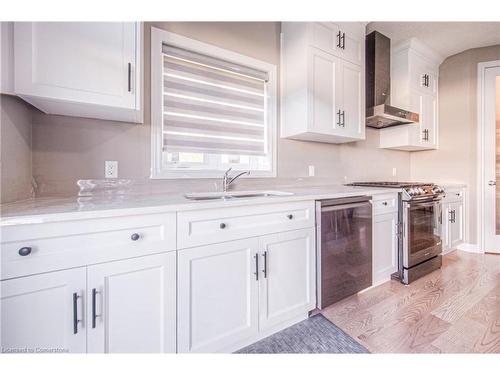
left=222, top=168, right=250, bottom=192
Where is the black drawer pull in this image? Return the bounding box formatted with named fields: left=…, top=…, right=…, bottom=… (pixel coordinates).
left=287, top=214, right=294, bottom=220
left=382, top=202, right=388, bottom=206
left=18, top=247, right=32, bottom=256
left=220, top=223, right=227, bottom=229
left=131, top=233, right=140, bottom=241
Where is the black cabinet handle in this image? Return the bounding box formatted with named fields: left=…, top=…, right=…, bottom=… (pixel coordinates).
left=341, top=32, right=346, bottom=49
left=336, top=31, right=342, bottom=48
left=254, top=254, right=259, bottom=281
left=220, top=223, right=226, bottom=229
left=287, top=214, right=294, bottom=220
left=341, top=110, right=345, bottom=127
left=18, top=246, right=32, bottom=256
left=131, top=233, right=140, bottom=241
left=92, top=288, right=98, bottom=329
left=127, top=62, right=132, bottom=92
left=263, top=251, right=268, bottom=278
left=73, top=293, right=80, bottom=335
left=382, top=201, right=388, bottom=206
left=336, top=110, right=341, bottom=126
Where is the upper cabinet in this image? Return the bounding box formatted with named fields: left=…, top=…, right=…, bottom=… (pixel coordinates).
left=12, top=22, right=143, bottom=123
left=379, top=38, right=443, bottom=151
left=281, top=22, right=366, bottom=144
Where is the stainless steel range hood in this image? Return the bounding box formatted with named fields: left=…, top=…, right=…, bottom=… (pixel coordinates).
left=365, top=31, right=419, bottom=128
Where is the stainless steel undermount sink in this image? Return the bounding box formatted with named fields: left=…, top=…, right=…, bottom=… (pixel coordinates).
left=184, top=190, right=294, bottom=201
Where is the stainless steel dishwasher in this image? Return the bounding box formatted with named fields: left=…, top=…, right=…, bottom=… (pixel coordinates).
left=316, top=196, right=373, bottom=309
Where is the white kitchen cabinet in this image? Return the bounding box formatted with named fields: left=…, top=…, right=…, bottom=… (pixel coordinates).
left=258, top=228, right=316, bottom=332
left=281, top=22, right=365, bottom=144
left=177, top=227, right=316, bottom=353
left=87, top=253, right=176, bottom=353
left=177, top=238, right=260, bottom=353
left=372, top=194, right=399, bottom=285
left=1, top=267, right=87, bottom=353
left=309, top=22, right=364, bottom=67
left=441, top=188, right=465, bottom=253
left=13, top=22, right=143, bottom=123
left=373, top=212, right=399, bottom=285
left=379, top=38, right=442, bottom=151
left=449, top=201, right=464, bottom=248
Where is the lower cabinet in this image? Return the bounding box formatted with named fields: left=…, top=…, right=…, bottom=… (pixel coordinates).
left=0, top=252, right=176, bottom=353
left=177, top=228, right=316, bottom=353
left=259, top=229, right=316, bottom=332
left=87, top=253, right=176, bottom=353
left=1, top=267, right=87, bottom=353
left=442, top=197, right=465, bottom=252
left=372, top=212, right=399, bottom=285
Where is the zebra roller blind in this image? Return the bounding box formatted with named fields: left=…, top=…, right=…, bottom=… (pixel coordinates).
left=162, top=44, right=269, bottom=156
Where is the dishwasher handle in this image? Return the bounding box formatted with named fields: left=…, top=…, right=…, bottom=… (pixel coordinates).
left=321, top=201, right=372, bottom=212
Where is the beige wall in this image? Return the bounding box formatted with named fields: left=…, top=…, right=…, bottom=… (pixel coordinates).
left=28, top=22, right=411, bottom=196
left=410, top=45, right=500, bottom=244
left=0, top=95, right=33, bottom=203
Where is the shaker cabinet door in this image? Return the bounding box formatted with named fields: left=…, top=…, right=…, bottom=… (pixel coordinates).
left=177, top=238, right=260, bottom=353
left=373, top=212, right=399, bottom=284
left=258, top=228, right=316, bottom=332
left=1, top=267, right=87, bottom=353
left=309, top=48, right=342, bottom=135
left=86, top=253, right=176, bottom=353
left=340, top=59, right=364, bottom=139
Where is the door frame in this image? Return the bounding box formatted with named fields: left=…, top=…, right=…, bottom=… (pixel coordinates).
left=477, top=60, right=500, bottom=253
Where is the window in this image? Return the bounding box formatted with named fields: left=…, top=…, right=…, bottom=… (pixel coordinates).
left=151, top=28, right=277, bottom=178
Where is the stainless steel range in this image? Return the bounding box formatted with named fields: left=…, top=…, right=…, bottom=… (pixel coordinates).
left=348, top=182, right=445, bottom=284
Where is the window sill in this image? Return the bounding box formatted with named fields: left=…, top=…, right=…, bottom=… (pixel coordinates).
left=150, top=170, right=276, bottom=179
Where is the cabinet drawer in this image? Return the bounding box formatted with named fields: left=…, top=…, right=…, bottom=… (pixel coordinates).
left=177, top=201, right=315, bottom=249
left=1, top=212, right=176, bottom=280
left=372, top=194, right=398, bottom=215
left=442, top=188, right=464, bottom=203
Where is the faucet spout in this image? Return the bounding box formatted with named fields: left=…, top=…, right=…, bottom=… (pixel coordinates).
left=222, top=169, right=250, bottom=192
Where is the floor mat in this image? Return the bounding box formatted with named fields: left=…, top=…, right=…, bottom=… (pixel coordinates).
left=235, top=314, right=369, bottom=354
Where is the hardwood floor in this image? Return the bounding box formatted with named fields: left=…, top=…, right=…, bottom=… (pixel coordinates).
left=321, top=251, right=500, bottom=353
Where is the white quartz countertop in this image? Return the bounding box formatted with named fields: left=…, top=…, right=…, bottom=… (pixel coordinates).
left=0, top=185, right=398, bottom=226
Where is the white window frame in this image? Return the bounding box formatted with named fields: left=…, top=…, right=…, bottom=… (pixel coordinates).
left=150, top=27, right=277, bottom=179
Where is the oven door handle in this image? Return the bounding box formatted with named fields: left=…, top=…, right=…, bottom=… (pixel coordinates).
left=407, top=200, right=441, bottom=208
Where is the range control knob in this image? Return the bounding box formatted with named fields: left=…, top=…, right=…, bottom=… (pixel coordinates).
left=432, top=186, right=443, bottom=194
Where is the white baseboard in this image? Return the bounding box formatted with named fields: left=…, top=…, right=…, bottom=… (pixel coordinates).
left=456, top=243, right=481, bottom=253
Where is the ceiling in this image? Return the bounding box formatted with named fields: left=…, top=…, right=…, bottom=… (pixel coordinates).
left=367, top=22, right=500, bottom=60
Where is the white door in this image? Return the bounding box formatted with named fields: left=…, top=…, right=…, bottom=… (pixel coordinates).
left=86, top=253, right=176, bottom=353
left=340, top=59, right=364, bottom=138
left=177, top=238, right=260, bottom=353
left=309, top=48, right=342, bottom=135
left=373, top=212, right=398, bottom=285
left=450, top=201, right=464, bottom=249
left=1, top=268, right=86, bottom=353
left=14, top=22, right=138, bottom=109
left=258, top=228, right=316, bottom=332
left=483, top=65, right=500, bottom=253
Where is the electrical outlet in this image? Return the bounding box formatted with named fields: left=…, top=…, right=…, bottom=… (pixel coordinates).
left=308, top=165, right=315, bottom=177
left=392, top=167, right=397, bottom=177
left=105, top=161, right=118, bottom=179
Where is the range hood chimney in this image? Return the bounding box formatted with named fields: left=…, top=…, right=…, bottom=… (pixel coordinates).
left=365, top=31, right=419, bottom=128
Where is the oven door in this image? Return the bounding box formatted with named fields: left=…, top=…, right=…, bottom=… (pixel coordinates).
left=403, top=198, right=443, bottom=268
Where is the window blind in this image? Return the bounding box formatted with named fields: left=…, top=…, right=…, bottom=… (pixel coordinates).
left=162, top=44, right=269, bottom=156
